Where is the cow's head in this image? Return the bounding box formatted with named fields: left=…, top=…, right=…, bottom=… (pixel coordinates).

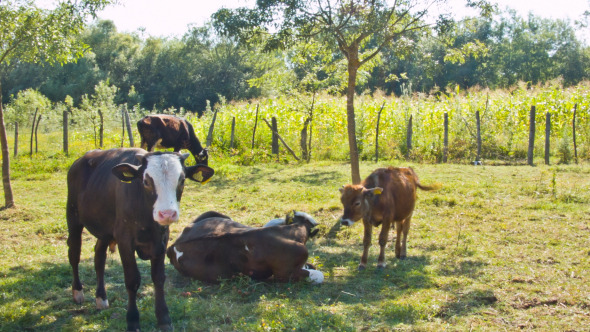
left=112, top=152, right=214, bottom=226
left=339, top=185, right=383, bottom=226
left=287, top=211, right=319, bottom=238
left=196, top=148, right=209, bottom=166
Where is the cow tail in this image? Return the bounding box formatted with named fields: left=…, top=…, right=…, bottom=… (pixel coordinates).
left=409, top=167, right=441, bottom=191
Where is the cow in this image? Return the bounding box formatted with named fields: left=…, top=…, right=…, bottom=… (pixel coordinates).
left=167, top=211, right=324, bottom=284
left=66, top=148, right=214, bottom=331
left=137, top=114, right=209, bottom=165
left=339, top=167, right=439, bottom=270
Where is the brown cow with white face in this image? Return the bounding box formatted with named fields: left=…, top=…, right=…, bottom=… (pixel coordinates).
left=339, top=167, right=438, bottom=270
left=66, top=148, right=214, bottom=331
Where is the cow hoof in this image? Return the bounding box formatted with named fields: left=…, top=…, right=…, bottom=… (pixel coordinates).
left=72, top=289, right=84, bottom=304
left=95, top=297, right=109, bottom=309
left=377, top=264, right=386, bottom=270
left=357, top=265, right=366, bottom=271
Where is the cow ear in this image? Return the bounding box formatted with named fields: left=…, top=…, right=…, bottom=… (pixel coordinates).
left=180, top=153, right=190, bottom=163
left=135, top=152, right=147, bottom=163
left=310, top=228, right=319, bottom=238
left=339, top=185, right=345, bottom=194
left=186, top=165, right=214, bottom=184
left=112, top=163, right=141, bottom=183
left=363, top=187, right=383, bottom=197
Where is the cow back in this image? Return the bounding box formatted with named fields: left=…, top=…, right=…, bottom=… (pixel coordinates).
left=363, top=167, right=418, bottom=222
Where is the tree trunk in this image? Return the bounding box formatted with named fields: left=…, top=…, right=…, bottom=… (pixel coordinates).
left=0, top=83, right=15, bottom=208
left=346, top=59, right=361, bottom=184
left=301, top=117, right=310, bottom=161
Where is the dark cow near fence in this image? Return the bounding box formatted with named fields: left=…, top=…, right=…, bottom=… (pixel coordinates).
left=137, top=114, right=209, bottom=165
left=66, top=148, right=214, bottom=331
left=339, top=167, right=439, bottom=270
left=167, top=211, right=324, bottom=284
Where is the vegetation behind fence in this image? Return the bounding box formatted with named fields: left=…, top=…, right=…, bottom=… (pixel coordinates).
left=5, top=81, right=590, bottom=166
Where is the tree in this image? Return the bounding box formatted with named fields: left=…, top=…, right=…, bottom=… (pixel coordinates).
left=214, top=0, right=453, bottom=184
left=0, top=0, right=112, bottom=208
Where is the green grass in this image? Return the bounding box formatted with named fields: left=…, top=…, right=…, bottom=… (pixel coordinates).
left=1, top=155, right=590, bottom=331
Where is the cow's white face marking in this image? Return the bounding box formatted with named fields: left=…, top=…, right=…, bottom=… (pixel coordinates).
left=303, top=268, right=324, bottom=284
left=173, top=246, right=183, bottom=260
left=144, top=154, right=184, bottom=226
left=245, top=245, right=250, bottom=252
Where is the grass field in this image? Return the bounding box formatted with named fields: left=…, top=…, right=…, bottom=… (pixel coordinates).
left=1, top=153, right=589, bottom=331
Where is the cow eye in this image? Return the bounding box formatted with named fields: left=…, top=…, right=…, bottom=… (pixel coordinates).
left=354, top=201, right=361, bottom=207
left=143, top=178, right=150, bottom=187
left=179, top=178, right=185, bottom=187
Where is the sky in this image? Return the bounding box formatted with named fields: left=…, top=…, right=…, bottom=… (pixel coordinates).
left=91, top=0, right=590, bottom=39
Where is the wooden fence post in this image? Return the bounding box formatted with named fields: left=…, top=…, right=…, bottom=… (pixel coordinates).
left=123, top=105, right=134, bottom=147
left=476, top=110, right=481, bottom=162
left=251, top=104, right=259, bottom=151
left=30, top=108, right=38, bottom=156
left=262, top=118, right=300, bottom=161
left=230, top=116, right=236, bottom=149
left=374, top=102, right=385, bottom=163
left=13, top=122, right=18, bottom=157
left=406, top=115, right=413, bottom=159
left=443, top=112, right=448, bottom=163
left=206, top=108, right=218, bottom=147
left=63, top=111, right=69, bottom=155
left=573, top=103, right=578, bottom=164
left=34, top=115, right=41, bottom=153
left=545, top=112, right=551, bottom=165
left=271, top=117, right=279, bottom=155
left=527, top=105, right=536, bottom=166
left=98, top=109, right=104, bottom=148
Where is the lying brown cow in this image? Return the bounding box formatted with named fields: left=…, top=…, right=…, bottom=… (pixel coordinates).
left=137, top=114, right=208, bottom=165
left=339, top=167, right=438, bottom=270
left=167, top=211, right=323, bottom=284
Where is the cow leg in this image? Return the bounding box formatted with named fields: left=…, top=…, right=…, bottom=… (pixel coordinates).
left=118, top=244, right=141, bottom=332
left=67, top=220, right=84, bottom=304
left=151, top=254, right=171, bottom=330
left=377, top=221, right=392, bottom=269
left=94, top=239, right=110, bottom=309
left=360, top=219, right=373, bottom=270
left=399, top=215, right=412, bottom=259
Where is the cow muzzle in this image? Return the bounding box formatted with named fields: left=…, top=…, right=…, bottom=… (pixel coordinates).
left=340, top=218, right=354, bottom=227
left=156, top=209, right=178, bottom=226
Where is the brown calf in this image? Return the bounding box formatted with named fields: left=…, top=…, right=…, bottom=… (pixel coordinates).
left=339, top=167, right=438, bottom=270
